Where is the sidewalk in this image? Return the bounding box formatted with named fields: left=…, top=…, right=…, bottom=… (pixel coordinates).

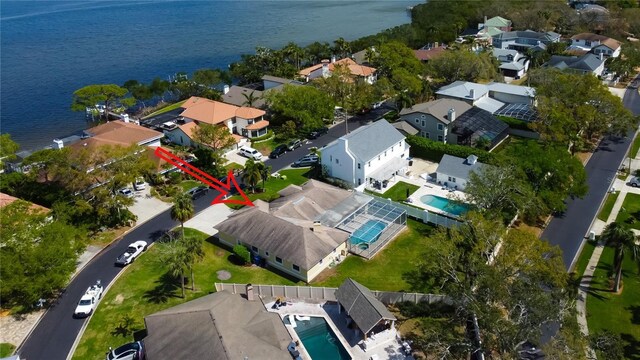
left=0, top=186, right=171, bottom=353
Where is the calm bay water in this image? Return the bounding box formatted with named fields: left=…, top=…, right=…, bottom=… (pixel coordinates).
left=1, top=0, right=416, bottom=150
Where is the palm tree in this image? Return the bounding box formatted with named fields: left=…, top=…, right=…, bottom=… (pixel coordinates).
left=182, top=233, right=204, bottom=291
left=600, top=222, right=639, bottom=293
left=255, top=162, right=272, bottom=191
left=242, top=91, right=260, bottom=107
left=158, top=241, right=189, bottom=298
left=333, top=37, right=351, bottom=59
left=242, top=159, right=262, bottom=193
left=171, top=192, right=194, bottom=241
left=283, top=42, right=304, bottom=70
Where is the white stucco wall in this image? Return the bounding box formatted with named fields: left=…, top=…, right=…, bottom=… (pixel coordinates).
left=166, top=128, right=194, bottom=147
left=435, top=172, right=468, bottom=190
left=321, top=139, right=356, bottom=185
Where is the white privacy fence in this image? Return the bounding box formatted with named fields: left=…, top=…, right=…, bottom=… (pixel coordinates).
left=367, top=194, right=463, bottom=229
left=214, top=283, right=449, bottom=305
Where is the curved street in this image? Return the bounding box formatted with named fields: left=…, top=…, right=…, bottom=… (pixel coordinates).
left=17, top=108, right=389, bottom=360
left=541, top=78, right=640, bottom=270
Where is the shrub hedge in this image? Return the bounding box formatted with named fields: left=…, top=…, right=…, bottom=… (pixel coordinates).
left=406, top=135, right=495, bottom=164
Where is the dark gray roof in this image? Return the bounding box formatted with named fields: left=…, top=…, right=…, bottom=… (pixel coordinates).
left=436, top=154, right=487, bottom=180
left=261, top=75, right=303, bottom=87
left=400, top=99, right=472, bottom=124
left=335, top=278, right=396, bottom=335
left=391, top=121, right=419, bottom=136
left=452, top=107, right=509, bottom=149
left=493, top=30, right=560, bottom=43
left=341, top=120, right=405, bottom=162
left=144, top=291, right=291, bottom=360
left=546, top=53, right=604, bottom=72
left=221, top=86, right=266, bottom=108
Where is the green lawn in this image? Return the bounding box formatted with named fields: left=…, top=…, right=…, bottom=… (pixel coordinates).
left=179, top=180, right=201, bottom=192
left=252, top=138, right=278, bottom=155
left=379, top=181, right=419, bottom=202
left=226, top=168, right=310, bottom=209
left=615, top=193, right=640, bottom=230
left=72, top=228, right=298, bottom=360
left=571, top=240, right=597, bottom=277
left=224, top=162, right=243, bottom=172
left=141, top=100, right=186, bottom=119
left=598, top=191, right=620, bottom=222
left=0, top=343, right=15, bottom=357
left=313, top=220, right=436, bottom=291
left=586, top=245, right=640, bottom=359
left=630, top=134, right=640, bottom=159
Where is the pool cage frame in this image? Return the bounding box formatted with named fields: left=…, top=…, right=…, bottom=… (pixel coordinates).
left=336, top=198, right=407, bottom=259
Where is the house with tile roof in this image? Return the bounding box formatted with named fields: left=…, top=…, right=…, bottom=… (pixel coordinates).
left=544, top=53, right=606, bottom=76
left=0, top=192, right=50, bottom=213
left=179, top=96, right=269, bottom=139
left=435, top=154, right=488, bottom=191
left=413, top=44, right=447, bottom=62
left=320, top=120, right=409, bottom=188
left=144, top=290, right=292, bottom=360
left=299, top=57, right=377, bottom=84
left=67, top=119, right=163, bottom=152
left=435, top=81, right=536, bottom=114
left=492, top=30, right=561, bottom=52
left=399, top=99, right=509, bottom=150
left=569, top=33, right=621, bottom=58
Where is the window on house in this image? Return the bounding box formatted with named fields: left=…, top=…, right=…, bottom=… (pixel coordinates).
left=384, top=151, right=387, bottom=157
left=378, top=155, right=381, bottom=160
left=231, top=118, right=237, bottom=125
left=448, top=176, right=452, bottom=181
left=368, top=162, right=371, bottom=167
left=585, top=40, right=591, bottom=46
left=452, top=177, right=456, bottom=183
left=437, top=124, right=444, bottom=131
left=421, top=131, right=427, bottom=137
left=336, top=158, right=339, bottom=164
left=415, top=119, right=419, bottom=124
left=276, top=257, right=283, bottom=264
left=251, top=246, right=258, bottom=252
left=292, top=264, right=300, bottom=272
left=265, top=251, right=269, bottom=257
left=422, top=120, right=426, bottom=127
left=319, top=259, right=323, bottom=264
left=330, top=155, right=332, bottom=162
left=357, top=163, right=361, bottom=169
left=358, top=178, right=362, bottom=185
left=425, top=132, right=430, bottom=139
left=438, top=135, right=443, bottom=141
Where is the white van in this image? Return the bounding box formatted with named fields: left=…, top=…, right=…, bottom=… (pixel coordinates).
left=239, top=146, right=263, bottom=161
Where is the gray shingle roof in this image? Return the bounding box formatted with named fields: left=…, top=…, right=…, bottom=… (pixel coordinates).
left=391, top=121, right=419, bottom=136
left=436, top=154, right=487, bottom=181
left=493, top=30, right=560, bottom=43
left=546, top=54, right=605, bottom=72
left=335, top=278, right=397, bottom=335
left=144, top=291, right=291, bottom=360
left=221, top=86, right=266, bottom=108
left=342, top=120, right=405, bottom=162
left=399, top=99, right=472, bottom=124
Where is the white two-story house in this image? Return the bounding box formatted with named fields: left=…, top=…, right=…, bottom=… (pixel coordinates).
left=569, top=33, right=621, bottom=58
left=320, top=120, right=409, bottom=189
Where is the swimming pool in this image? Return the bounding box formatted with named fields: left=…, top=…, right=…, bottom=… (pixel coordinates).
left=292, top=316, right=351, bottom=360
left=419, top=195, right=469, bottom=216
left=350, top=220, right=386, bottom=245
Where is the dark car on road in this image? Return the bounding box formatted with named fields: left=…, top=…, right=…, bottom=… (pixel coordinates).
left=308, top=127, right=329, bottom=139
left=287, top=139, right=303, bottom=151
left=187, top=186, right=208, bottom=200
left=292, top=155, right=319, bottom=167
left=269, top=144, right=288, bottom=158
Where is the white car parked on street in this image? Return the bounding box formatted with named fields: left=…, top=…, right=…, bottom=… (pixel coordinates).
left=74, top=280, right=103, bottom=318
left=115, top=240, right=148, bottom=266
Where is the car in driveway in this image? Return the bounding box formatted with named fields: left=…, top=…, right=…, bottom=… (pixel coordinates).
left=292, top=155, right=319, bottom=167
left=287, top=139, right=303, bottom=151
left=118, top=188, right=134, bottom=198
left=630, top=176, right=640, bottom=187
left=187, top=186, right=209, bottom=200
left=308, top=127, right=329, bottom=139
left=133, top=178, right=146, bottom=191
left=115, top=240, right=148, bottom=266
left=106, top=341, right=145, bottom=360
left=239, top=146, right=263, bottom=161
left=269, top=144, right=288, bottom=159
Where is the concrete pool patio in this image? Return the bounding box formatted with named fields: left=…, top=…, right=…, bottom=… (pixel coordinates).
left=266, top=300, right=414, bottom=360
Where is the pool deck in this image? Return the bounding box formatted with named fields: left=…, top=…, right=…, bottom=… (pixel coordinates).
left=266, top=300, right=413, bottom=360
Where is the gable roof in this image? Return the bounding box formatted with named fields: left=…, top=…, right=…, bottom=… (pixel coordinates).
left=180, top=96, right=238, bottom=125
left=436, top=81, right=535, bottom=101
left=73, top=120, right=163, bottom=151
left=0, top=192, right=50, bottom=213
left=236, top=106, right=266, bottom=119
left=436, top=154, right=487, bottom=180
left=547, top=53, right=605, bottom=72
left=391, top=121, right=419, bottom=136
left=341, top=120, right=405, bottom=162
left=144, top=291, right=291, bottom=360
left=571, top=33, right=621, bottom=51
left=493, top=30, right=560, bottom=43
left=335, top=278, right=396, bottom=335
left=413, top=46, right=447, bottom=61
left=399, top=99, right=472, bottom=124
left=484, top=16, right=511, bottom=28
left=221, top=86, right=266, bottom=108
left=299, top=57, right=376, bottom=78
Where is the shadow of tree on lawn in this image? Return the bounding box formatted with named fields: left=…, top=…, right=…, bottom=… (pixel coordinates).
left=622, top=333, right=640, bottom=360
left=143, top=272, right=181, bottom=304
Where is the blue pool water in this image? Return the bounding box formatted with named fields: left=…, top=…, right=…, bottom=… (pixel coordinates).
left=420, top=195, right=469, bottom=216
left=293, top=317, right=351, bottom=360
left=350, top=220, right=386, bottom=245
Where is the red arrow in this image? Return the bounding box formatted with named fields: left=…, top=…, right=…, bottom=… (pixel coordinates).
left=154, top=147, right=254, bottom=207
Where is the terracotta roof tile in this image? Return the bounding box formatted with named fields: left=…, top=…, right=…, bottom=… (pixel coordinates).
left=77, top=121, right=163, bottom=150
left=235, top=107, right=265, bottom=119
left=180, top=96, right=238, bottom=125
left=245, top=120, right=269, bottom=130
left=0, top=192, right=50, bottom=213
left=414, top=46, right=447, bottom=61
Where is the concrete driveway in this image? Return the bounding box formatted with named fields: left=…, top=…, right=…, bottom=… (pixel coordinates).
left=183, top=204, right=234, bottom=236
left=128, top=186, right=172, bottom=224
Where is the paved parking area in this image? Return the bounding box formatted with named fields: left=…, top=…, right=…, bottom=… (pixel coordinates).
left=129, top=186, right=172, bottom=224
left=184, top=204, right=234, bottom=236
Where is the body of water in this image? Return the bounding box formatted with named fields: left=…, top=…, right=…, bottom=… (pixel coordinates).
left=1, top=0, right=416, bottom=151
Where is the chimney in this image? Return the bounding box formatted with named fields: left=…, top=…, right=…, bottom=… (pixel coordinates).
left=484, top=16, right=488, bottom=26
left=599, top=52, right=604, bottom=61
left=466, top=154, right=478, bottom=165
left=448, top=108, right=456, bottom=122
left=53, top=138, right=64, bottom=149
left=122, top=114, right=130, bottom=123
left=311, top=221, right=323, bottom=233
left=246, top=284, right=254, bottom=301
left=223, top=84, right=230, bottom=94
left=322, top=59, right=330, bottom=77
left=434, top=42, right=439, bottom=48
left=331, top=55, right=336, bottom=63
left=469, top=89, right=475, bottom=98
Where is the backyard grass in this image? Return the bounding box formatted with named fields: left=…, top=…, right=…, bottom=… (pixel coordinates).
left=178, top=180, right=201, bottom=192
left=224, top=162, right=243, bottom=172
left=226, top=168, right=310, bottom=209
left=630, top=134, right=640, bottom=159
left=0, top=343, right=15, bottom=357
left=251, top=138, right=278, bottom=155
left=379, top=181, right=419, bottom=202
left=586, top=245, right=640, bottom=359
left=615, top=193, right=640, bottom=230
left=597, top=191, right=620, bottom=222
left=72, top=228, right=298, bottom=360
left=312, top=220, right=436, bottom=291
left=141, top=100, right=186, bottom=119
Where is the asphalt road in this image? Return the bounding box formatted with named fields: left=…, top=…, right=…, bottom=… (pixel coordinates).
left=541, top=78, right=640, bottom=270
left=18, top=106, right=392, bottom=360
